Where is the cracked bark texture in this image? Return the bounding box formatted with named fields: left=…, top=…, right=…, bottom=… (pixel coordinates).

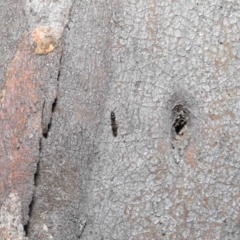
left=1, top=0, right=240, bottom=240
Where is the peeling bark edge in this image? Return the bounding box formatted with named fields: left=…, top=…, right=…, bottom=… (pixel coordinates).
left=42, top=51, right=63, bottom=138
left=24, top=47, right=63, bottom=237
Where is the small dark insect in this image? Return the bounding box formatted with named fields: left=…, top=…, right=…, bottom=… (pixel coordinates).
left=111, top=111, right=118, bottom=137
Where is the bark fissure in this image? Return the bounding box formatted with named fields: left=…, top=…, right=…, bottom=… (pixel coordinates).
left=42, top=97, right=58, bottom=138
left=24, top=48, right=63, bottom=236
left=77, top=219, right=87, bottom=239
left=23, top=140, right=41, bottom=237
left=42, top=51, right=62, bottom=138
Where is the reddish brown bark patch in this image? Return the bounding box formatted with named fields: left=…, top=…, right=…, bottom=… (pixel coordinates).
left=184, top=144, right=198, bottom=168
left=0, top=33, right=43, bottom=225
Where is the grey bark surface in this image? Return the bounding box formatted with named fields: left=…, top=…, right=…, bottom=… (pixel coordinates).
left=0, top=1, right=28, bottom=89
left=1, top=0, right=240, bottom=240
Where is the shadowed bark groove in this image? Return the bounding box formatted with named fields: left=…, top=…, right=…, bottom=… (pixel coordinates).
left=23, top=158, right=40, bottom=236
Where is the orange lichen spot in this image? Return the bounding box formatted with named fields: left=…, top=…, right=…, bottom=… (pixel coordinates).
left=31, top=27, right=58, bottom=54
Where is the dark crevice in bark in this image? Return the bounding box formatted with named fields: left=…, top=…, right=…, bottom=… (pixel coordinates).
left=42, top=97, right=58, bottom=138
left=77, top=219, right=87, bottom=239
left=65, top=0, right=76, bottom=31
left=43, top=51, right=62, bottom=138
left=25, top=49, right=63, bottom=235
left=57, top=52, right=63, bottom=82
left=24, top=140, right=41, bottom=237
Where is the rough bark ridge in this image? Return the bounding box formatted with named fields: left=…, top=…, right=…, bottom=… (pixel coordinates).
left=1, top=0, right=240, bottom=240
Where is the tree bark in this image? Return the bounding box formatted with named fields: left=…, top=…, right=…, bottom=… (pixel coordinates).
left=1, top=0, right=240, bottom=239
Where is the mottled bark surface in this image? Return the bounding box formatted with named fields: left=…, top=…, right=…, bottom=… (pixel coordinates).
left=1, top=0, right=240, bottom=240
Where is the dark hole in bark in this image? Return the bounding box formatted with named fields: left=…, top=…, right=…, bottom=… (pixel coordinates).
left=174, top=118, right=187, bottom=135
